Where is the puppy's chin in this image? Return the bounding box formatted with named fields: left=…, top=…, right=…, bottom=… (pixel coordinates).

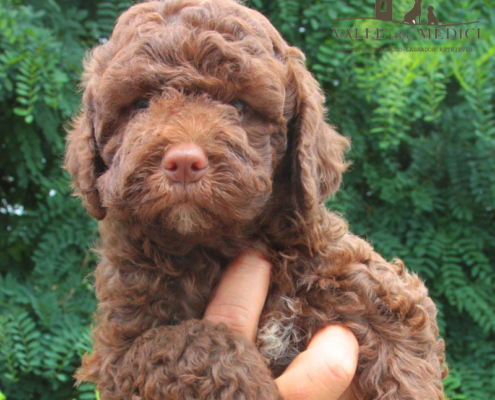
left=166, top=204, right=217, bottom=236
left=106, top=194, right=252, bottom=238
left=138, top=199, right=264, bottom=239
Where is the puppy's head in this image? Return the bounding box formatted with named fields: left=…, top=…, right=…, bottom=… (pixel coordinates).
left=65, top=0, right=349, bottom=239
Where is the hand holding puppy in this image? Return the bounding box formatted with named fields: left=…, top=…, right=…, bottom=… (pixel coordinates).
left=205, top=251, right=363, bottom=400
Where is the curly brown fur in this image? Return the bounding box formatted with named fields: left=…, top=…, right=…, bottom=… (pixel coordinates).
left=65, top=0, right=447, bottom=399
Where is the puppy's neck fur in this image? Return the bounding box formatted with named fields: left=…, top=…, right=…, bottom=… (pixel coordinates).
left=97, top=196, right=335, bottom=274
left=98, top=217, right=264, bottom=272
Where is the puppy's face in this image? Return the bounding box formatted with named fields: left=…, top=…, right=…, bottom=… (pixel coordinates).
left=100, top=89, right=283, bottom=236
left=65, top=0, right=349, bottom=239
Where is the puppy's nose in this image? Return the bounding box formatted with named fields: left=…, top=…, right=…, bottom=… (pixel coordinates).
left=163, top=143, right=208, bottom=184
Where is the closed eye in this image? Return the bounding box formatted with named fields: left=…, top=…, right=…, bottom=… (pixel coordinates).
left=134, top=98, right=150, bottom=110
left=230, top=99, right=249, bottom=116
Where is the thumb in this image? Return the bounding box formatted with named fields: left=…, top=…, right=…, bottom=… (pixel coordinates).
left=275, top=325, right=360, bottom=400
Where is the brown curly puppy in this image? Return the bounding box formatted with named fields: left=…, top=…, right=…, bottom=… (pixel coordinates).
left=65, top=0, right=447, bottom=398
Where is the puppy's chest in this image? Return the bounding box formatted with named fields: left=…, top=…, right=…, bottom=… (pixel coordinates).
left=177, top=286, right=304, bottom=373
left=170, top=257, right=307, bottom=373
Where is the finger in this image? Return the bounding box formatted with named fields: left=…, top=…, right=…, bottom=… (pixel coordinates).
left=204, top=250, right=272, bottom=342
left=275, top=325, right=359, bottom=400
left=337, top=377, right=365, bottom=400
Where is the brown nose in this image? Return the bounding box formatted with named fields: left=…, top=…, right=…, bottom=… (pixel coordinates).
left=163, top=143, right=208, bottom=184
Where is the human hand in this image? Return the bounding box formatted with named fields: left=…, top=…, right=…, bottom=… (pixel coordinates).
left=204, top=250, right=363, bottom=400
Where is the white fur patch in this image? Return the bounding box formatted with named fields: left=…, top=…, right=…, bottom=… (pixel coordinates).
left=257, top=297, right=304, bottom=367
left=169, top=204, right=213, bottom=234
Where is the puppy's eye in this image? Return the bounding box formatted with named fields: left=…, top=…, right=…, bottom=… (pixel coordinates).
left=230, top=99, right=248, bottom=115
left=134, top=99, right=150, bottom=110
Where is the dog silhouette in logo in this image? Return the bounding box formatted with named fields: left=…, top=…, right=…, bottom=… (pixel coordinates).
left=403, top=0, right=423, bottom=24
left=427, top=6, right=439, bottom=25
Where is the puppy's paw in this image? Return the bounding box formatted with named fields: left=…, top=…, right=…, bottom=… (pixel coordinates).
left=112, top=319, right=282, bottom=400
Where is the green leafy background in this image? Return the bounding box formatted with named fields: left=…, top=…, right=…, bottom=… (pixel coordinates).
left=0, top=0, right=493, bottom=399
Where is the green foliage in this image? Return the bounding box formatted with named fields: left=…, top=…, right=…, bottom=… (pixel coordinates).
left=95, top=0, right=134, bottom=39
left=0, top=0, right=108, bottom=398
left=1, top=0, right=494, bottom=398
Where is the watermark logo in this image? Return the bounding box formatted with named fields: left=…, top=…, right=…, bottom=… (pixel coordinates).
left=334, top=0, right=479, bottom=26
left=331, top=0, right=481, bottom=41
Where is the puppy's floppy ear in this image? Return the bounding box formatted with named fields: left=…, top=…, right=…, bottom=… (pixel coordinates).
left=285, top=50, right=350, bottom=214
left=64, top=109, right=107, bottom=220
